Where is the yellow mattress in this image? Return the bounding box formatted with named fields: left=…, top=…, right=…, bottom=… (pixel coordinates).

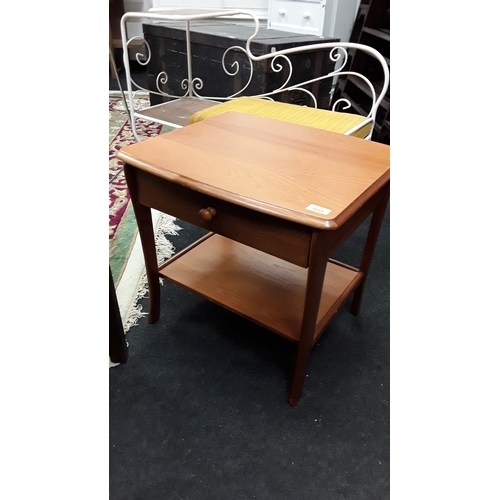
left=189, top=97, right=371, bottom=139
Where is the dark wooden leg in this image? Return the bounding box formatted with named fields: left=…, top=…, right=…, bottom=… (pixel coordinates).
left=350, top=183, right=390, bottom=316
left=124, top=164, right=161, bottom=324
left=109, top=266, right=127, bottom=363
left=288, top=232, right=330, bottom=407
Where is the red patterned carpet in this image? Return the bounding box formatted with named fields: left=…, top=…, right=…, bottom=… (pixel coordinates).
left=109, top=92, right=181, bottom=341
left=109, top=93, right=163, bottom=257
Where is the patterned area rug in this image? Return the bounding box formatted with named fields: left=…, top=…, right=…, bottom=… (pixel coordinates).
left=109, top=91, right=181, bottom=362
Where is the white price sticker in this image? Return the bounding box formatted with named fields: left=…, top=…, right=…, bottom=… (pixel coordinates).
left=305, top=204, right=331, bottom=215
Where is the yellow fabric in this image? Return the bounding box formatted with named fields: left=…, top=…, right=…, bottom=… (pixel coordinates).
left=189, top=97, right=371, bottom=139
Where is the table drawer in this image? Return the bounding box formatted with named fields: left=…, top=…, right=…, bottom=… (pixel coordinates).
left=135, top=169, right=312, bottom=267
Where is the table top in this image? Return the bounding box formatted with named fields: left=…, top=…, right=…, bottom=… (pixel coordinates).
left=117, top=112, right=390, bottom=230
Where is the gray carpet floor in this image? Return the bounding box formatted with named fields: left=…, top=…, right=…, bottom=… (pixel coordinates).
left=109, top=216, right=390, bottom=499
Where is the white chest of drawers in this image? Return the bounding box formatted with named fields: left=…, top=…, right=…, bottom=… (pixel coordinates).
left=267, top=0, right=359, bottom=40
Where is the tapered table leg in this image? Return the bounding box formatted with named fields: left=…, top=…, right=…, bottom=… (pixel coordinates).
left=350, top=183, right=390, bottom=316
left=124, top=164, right=161, bottom=323
left=288, top=232, right=330, bottom=406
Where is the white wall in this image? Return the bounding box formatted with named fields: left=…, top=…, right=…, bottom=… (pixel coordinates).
left=124, top=0, right=153, bottom=14
left=150, top=0, right=268, bottom=18
left=125, top=0, right=360, bottom=41
left=122, top=0, right=268, bottom=44
left=123, top=0, right=154, bottom=40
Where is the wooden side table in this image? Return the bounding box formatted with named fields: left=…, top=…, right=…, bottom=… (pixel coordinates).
left=117, top=112, right=389, bottom=406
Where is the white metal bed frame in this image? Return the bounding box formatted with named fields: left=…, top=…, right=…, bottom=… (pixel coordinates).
left=120, top=8, right=389, bottom=142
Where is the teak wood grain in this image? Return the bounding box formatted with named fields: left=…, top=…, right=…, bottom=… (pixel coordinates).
left=117, top=112, right=390, bottom=230
left=135, top=168, right=313, bottom=267
left=120, top=112, right=390, bottom=406
left=159, top=233, right=361, bottom=343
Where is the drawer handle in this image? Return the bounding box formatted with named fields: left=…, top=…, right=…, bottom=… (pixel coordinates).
left=198, top=206, right=217, bottom=223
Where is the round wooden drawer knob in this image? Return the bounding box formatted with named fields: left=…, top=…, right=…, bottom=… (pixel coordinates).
left=198, top=207, right=217, bottom=222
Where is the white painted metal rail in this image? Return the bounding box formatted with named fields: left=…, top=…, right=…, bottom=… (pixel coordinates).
left=120, top=8, right=389, bottom=142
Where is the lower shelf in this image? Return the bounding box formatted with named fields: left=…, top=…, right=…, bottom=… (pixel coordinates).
left=158, top=234, right=362, bottom=343
left=136, top=97, right=220, bottom=128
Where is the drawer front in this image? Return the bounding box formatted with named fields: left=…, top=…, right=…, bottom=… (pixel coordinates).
left=136, top=169, right=312, bottom=267
left=268, top=0, right=326, bottom=35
